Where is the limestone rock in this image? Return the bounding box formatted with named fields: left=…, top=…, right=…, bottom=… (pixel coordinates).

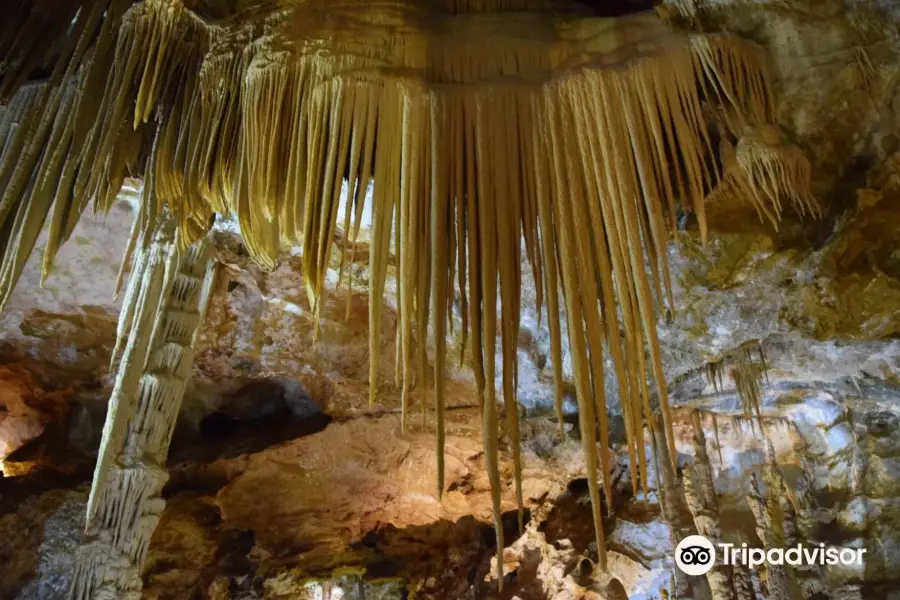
left=607, top=520, right=673, bottom=566
left=0, top=488, right=86, bottom=599
left=0, top=364, right=72, bottom=466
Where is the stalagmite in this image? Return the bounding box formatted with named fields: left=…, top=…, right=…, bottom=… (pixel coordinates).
left=683, top=411, right=737, bottom=600
left=0, top=0, right=813, bottom=586
left=652, top=414, right=690, bottom=598
left=762, top=439, right=797, bottom=547
left=68, top=220, right=218, bottom=600
left=747, top=472, right=792, bottom=600
left=604, top=577, right=631, bottom=600
left=732, top=562, right=755, bottom=600
left=792, top=442, right=835, bottom=595
left=762, top=436, right=826, bottom=599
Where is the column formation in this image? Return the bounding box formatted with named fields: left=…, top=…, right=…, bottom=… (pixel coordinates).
left=652, top=414, right=691, bottom=598
left=683, top=410, right=738, bottom=600
left=69, top=222, right=218, bottom=600
left=747, top=471, right=792, bottom=600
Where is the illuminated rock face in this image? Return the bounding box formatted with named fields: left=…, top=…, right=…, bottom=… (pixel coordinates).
left=0, top=365, right=71, bottom=468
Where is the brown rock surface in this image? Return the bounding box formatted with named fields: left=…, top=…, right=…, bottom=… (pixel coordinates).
left=162, top=407, right=582, bottom=596
left=0, top=364, right=72, bottom=468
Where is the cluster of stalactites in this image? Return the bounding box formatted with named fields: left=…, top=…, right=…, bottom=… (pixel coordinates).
left=0, top=0, right=209, bottom=313
left=730, top=341, right=770, bottom=424
left=657, top=0, right=763, bottom=23
left=695, top=340, right=769, bottom=422
left=710, top=124, right=820, bottom=228
left=691, top=30, right=820, bottom=227
left=0, top=0, right=86, bottom=100
left=680, top=23, right=820, bottom=227
left=672, top=342, right=771, bottom=470
left=0, top=0, right=790, bottom=585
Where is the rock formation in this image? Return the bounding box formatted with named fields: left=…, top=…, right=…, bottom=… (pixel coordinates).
left=68, top=224, right=218, bottom=599
left=0, top=0, right=899, bottom=599
left=0, top=1, right=813, bottom=586
left=683, top=410, right=736, bottom=600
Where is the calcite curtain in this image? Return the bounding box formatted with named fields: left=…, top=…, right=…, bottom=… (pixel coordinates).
left=0, top=0, right=812, bottom=584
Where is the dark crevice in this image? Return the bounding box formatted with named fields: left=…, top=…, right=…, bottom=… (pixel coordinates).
left=169, top=377, right=331, bottom=464
left=332, top=509, right=533, bottom=598
left=570, top=0, right=659, bottom=17
left=538, top=478, right=616, bottom=559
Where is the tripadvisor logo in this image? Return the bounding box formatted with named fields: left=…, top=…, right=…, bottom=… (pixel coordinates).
left=675, top=535, right=716, bottom=576
left=675, top=535, right=867, bottom=576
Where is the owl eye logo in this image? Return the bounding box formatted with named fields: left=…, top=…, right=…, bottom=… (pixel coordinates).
left=675, top=535, right=716, bottom=575
left=679, top=546, right=712, bottom=565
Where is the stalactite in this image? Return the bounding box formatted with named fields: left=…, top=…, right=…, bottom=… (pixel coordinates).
left=729, top=341, right=769, bottom=426
left=853, top=46, right=878, bottom=93
left=0, top=1, right=84, bottom=99
left=69, top=219, right=218, bottom=600
left=700, top=410, right=725, bottom=465
left=662, top=0, right=792, bottom=22
left=706, top=359, right=726, bottom=394
left=0, top=1, right=803, bottom=586
left=730, top=364, right=764, bottom=426
left=676, top=339, right=770, bottom=401
left=730, top=414, right=744, bottom=441
left=708, top=125, right=820, bottom=229
left=683, top=411, right=737, bottom=600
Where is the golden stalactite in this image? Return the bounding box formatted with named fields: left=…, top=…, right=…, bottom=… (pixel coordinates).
left=730, top=363, right=764, bottom=423
left=706, top=358, right=726, bottom=393
left=704, top=410, right=724, bottom=465
left=0, top=0, right=802, bottom=585
left=690, top=34, right=775, bottom=134
left=729, top=340, right=769, bottom=425
left=709, top=124, right=820, bottom=228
